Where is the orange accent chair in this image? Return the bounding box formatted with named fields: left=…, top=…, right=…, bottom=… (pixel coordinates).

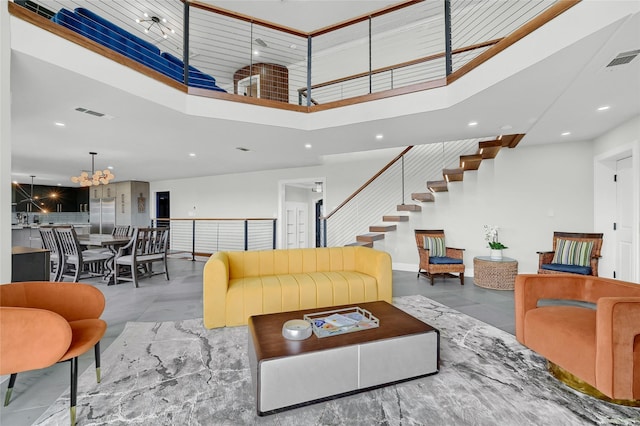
left=537, top=232, right=603, bottom=276
left=0, top=282, right=107, bottom=425
left=414, top=229, right=465, bottom=285
left=515, top=274, right=640, bottom=403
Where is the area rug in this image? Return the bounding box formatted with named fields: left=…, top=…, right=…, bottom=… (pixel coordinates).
left=34, top=295, right=639, bottom=425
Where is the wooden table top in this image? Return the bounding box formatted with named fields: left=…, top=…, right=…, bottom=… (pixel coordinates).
left=249, top=301, right=437, bottom=362
left=78, top=234, right=130, bottom=247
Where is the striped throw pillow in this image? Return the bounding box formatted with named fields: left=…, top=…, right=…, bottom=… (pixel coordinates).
left=552, top=239, right=594, bottom=267
left=423, top=236, right=446, bottom=257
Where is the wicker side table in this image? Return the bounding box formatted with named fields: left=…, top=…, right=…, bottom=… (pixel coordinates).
left=473, top=256, right=518, bottom=290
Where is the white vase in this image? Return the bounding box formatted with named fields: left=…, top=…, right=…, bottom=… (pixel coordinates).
left=490, top=249, right=503, bottom=260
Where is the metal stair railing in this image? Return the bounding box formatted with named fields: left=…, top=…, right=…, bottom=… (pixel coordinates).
left=324, top=139, right=480, bottom=247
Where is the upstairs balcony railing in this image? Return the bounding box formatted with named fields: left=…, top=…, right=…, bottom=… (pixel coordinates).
left=10, top=0, right=578, bottom=111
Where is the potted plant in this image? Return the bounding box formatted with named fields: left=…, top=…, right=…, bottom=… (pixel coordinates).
left=483, top=225, right=508, bottom=260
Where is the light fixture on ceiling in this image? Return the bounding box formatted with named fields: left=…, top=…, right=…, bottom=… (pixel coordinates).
left=311, top=182, right=323, bottom=193
left=254, top=38, right=268, bottom=48
left=468, top=121, right=478, bottom=127
left=14, top=175, right=57, bottom=213
left=597, top=105, right=610, bottom=111
left=136, top=13, right=175, bottom=39
left=71, top=152, right=115, bottom=187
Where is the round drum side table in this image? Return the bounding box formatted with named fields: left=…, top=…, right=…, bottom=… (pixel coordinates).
left=473, top=256, right=518, bottom=290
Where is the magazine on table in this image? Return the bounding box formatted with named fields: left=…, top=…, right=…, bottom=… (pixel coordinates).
left=304, top=306, right=379, bottom=338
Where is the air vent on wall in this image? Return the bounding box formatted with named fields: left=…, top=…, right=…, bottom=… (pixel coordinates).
left=74, top=107, right=114, bottom=120
left=606, top=49, right=640, bottom=67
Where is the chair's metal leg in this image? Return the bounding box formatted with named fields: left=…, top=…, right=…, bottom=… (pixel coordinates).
left=70, top=357, right=78, bottom=426
left=95, top=341, right=101, bottom=383
left=4, top=373, right=17, bottom=406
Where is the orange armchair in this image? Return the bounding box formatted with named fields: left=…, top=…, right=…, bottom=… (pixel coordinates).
left=0, top=282, right=107, bottom=425
left=515, top=274, right=640, bottom=405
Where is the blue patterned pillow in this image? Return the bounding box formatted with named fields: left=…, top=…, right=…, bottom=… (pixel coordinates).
left=552, top=239, right=594, bottom=267
left=423, top=236, right=446, bottom=257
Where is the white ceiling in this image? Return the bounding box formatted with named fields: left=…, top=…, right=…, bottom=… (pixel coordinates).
left=9, top=1, right=640, bottom=186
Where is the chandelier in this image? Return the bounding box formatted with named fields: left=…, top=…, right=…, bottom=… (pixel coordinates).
left=136, top=13, right=175, bottom=39
left=71, top=152, right=115, bottom=187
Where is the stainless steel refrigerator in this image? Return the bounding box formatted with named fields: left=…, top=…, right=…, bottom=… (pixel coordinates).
left=90, top=198, right=115, bottom=234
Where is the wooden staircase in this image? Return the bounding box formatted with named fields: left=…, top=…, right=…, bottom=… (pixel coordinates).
left=350, top=134, right=524, bottom=246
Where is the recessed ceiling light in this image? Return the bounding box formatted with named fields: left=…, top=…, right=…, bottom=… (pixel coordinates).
left=597, top=105, right=610, bottom=111
left=57, top=183, right=62, bottom=186
left=55, top=122, right=65, bottom=127
left=305, top=144, right=312, bottom=149
left=189, top=153, right=196, bottom=157
left=376, top=134, right=384, bottom=140
left=107, top=166, right=114, bottom=170
left=253, top=50, right=259, bottom=56
left=468, top=121, right=478, bottom=127
left=290, top=44, right=297, bottom=49
left=561, top=131, right=571, bottom=136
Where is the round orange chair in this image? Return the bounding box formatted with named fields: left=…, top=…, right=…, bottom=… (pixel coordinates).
left=0, top=281, right=107, bottom=426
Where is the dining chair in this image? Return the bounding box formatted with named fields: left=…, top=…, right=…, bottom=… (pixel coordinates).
left=0, top=281, right=107, bottom=426
left=39, top=226, right=64, bottom=281
left=112, top=225, right=131, bottom=237
left=56, top=227, right=112, bottom=282
left=114, top=227, right=170, bottom=287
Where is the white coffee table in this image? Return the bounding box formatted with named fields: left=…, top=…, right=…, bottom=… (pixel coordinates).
left=248, top=301, right=439, bottom=415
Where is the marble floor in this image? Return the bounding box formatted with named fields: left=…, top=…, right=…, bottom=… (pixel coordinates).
left=0, top=258, right=515, bottom=426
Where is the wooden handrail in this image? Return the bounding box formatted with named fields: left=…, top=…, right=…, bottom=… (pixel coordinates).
left=447, top=0, right=581, bottom=85
left=299, top=39, right=502, bottom=96
left=324, top=146, right=414, bottom=220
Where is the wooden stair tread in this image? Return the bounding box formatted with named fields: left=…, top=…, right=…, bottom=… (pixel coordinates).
left=383, top=215, right=409, bottom=222
left=397, top=204, right=422, bottom=212
left=356, top=233, right=385, bottom=242
left=460, top=154, right=482, bottom=171
left=411, top=192, right=435, bottom=202
left=346, top=241, right=373, bottom=247
left=427, top=180, right=448, bottom=192
left=500, top=133, right=525, bottom=148
left=369, top=225, right=397, bottom=232
left=443, top=168, right=464, bottom=182
left=478, top=140, right=502, bottom=159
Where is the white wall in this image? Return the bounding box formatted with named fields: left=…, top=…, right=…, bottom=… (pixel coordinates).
left=150, top=139, right=599, bottom=275
left=1, top=0, right=12, bottom=283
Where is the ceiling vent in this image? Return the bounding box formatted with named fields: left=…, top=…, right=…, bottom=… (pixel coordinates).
left=74, top=107, right=114, bottom=120
left=606, top=49, right=640, bottom=67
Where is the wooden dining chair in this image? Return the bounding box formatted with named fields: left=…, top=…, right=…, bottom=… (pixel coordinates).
left=39, top=226, right=64, bottom=281
left=114, top=227, right=170, bottom=287
left=56, top=227, right=112, bottom=282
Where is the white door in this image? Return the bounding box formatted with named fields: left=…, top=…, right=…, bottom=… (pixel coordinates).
left=285, top=202, right=308, bottom=249
left=616, top=157, right=633, bottom=280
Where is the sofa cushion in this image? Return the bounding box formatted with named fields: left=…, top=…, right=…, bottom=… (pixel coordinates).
left=225, top=271, right=378, bottom=327
left=552, top=239, right=594, bottom=267
left=423, top=236, right=445, bottom=257
left=429, top=256, right=463, bottom=265
left=524, top=306, right=597, bottom=386
left=540, top=263, right=592, bottom=275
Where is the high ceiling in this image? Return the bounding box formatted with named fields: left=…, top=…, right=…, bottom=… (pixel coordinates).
left=8, top=1, right=640, bottom=186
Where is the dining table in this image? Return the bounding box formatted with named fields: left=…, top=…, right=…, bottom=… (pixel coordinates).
left=78, top=234, right=131, bottom=285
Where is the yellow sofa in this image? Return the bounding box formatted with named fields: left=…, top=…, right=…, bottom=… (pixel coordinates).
left=203, top=246, right=392, bottom=328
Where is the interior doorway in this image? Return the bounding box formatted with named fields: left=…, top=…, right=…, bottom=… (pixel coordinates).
left=615, top=157, right=633, bottom=280
left=278, top=178, right=325, bottom=249
left=156, top=191, right=170, bottom=228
